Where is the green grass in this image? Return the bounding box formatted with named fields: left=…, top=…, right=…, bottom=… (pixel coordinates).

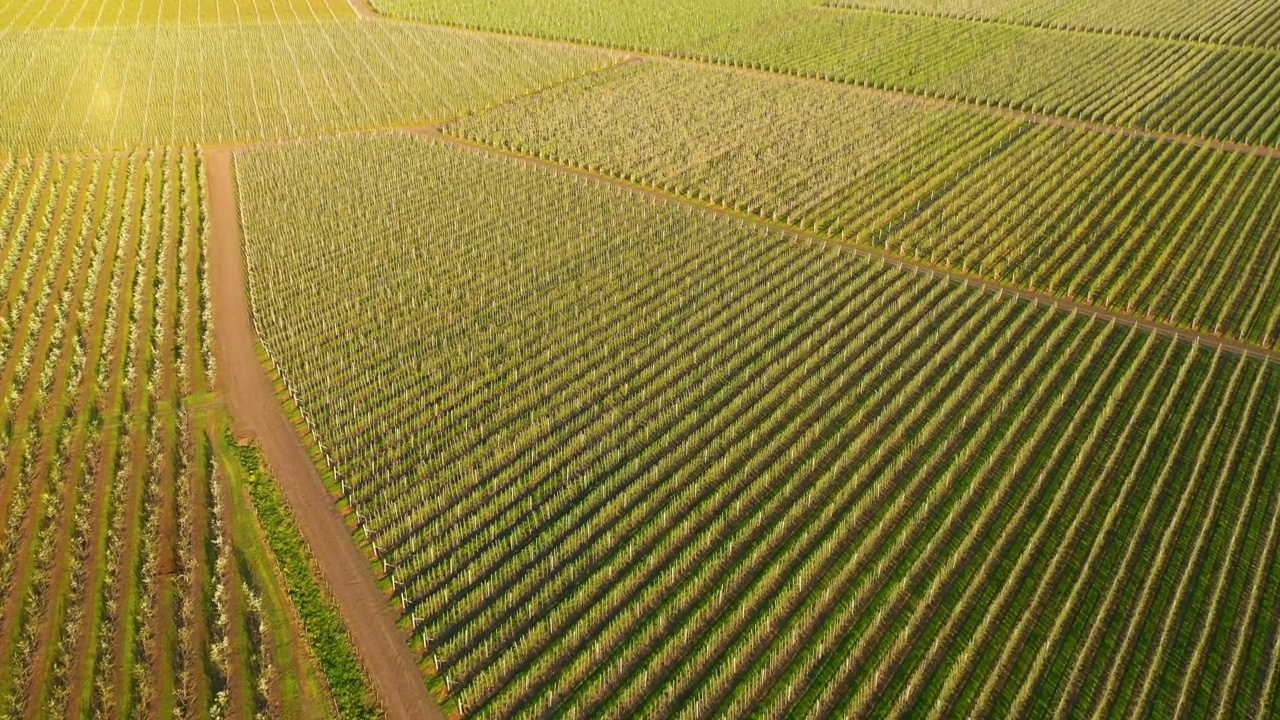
left=223, top=430, right=384, bottom=720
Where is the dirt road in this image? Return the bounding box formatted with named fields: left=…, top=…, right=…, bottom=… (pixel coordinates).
left=203, top=147, right=444, bottom=720
left=347, top=0, right=381, bottom=21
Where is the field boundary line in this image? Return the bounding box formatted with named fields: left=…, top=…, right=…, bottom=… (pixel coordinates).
left=203, top=146, right=446, bottom=720
left=414, top=125, right=1280, bottom=365
left=820, top=3, right=1280, bottom=55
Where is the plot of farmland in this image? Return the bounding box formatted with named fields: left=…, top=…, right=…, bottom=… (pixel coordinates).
left=3, top=0, right=1280, bottom=718
left=451, top=60, right=1280, bottom=348
left=236, top=133, right=1280, bottom=720
left=0, top=0, right=354, bottom=28
left=689, top=8, right=1280, bottom=146
left=832, top=0, right=1280, bottom=47
left=0, top=21, right=613, bottom=155
left=370, top=0, right=812, bottom=50
left=449, top=61, right=1024, bottom=240
left=0, top=151, right=346, bottom=718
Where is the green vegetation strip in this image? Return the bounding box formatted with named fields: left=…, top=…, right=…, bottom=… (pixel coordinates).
left=224, top=433, right=384, bottom=720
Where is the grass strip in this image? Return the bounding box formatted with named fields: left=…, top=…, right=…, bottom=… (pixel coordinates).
left=225, top=432, right=384, bottom=720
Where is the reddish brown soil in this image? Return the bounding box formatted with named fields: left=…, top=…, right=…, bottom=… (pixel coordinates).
left=107, top=154, right=165, bottom=720
left=21, top=160, right=118, bottom=720
left=204, top=147, right=444, bottom=720
left=0, top=163, right=91, bottom=688
left=62, top=158, right=148, bottom=718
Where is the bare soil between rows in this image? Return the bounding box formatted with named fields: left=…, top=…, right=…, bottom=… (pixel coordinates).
left=204, top=147, right=443, bottom=720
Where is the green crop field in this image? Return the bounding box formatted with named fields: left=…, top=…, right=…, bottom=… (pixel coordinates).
left=0, top=0, right=619, bottom=716
left=831, top=0, right=1280, bottom=47
left=688, top=8, right=1280, bottom=146
left=0, top=0, right=354, bottom=27
left=371, top=0, right=1280, bottom=146
left=0, top=151, right=359, bottom=718
left=449, top=61, right=1280, bottom=347
left=370, top=0, right=813, bottom=50
left=236, top=133, right=1280, bottom=719
left=4, top=0, right=1280, bottom=719
left=0, top=22, right=611, bottom=155
left=450, top=61, right=1024, bottom=240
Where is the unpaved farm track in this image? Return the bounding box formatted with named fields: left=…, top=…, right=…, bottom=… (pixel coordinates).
left=204, top=147, right=444, bottom=720
left=347, top=0, right=381, bottom=21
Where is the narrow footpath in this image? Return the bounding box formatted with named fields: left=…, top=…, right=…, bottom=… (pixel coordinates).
left=204, top=147, right=445, bottom=720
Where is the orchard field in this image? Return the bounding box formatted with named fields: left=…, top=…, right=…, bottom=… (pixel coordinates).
left=0, top=151, right=352, bottom=717
left=3, top=0, right=1280, bottom=719
left=238, top=133, right=1280, bottom=719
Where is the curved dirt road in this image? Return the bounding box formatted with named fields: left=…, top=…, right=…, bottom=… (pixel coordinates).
left=204, top=147, right=444, bottom=720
